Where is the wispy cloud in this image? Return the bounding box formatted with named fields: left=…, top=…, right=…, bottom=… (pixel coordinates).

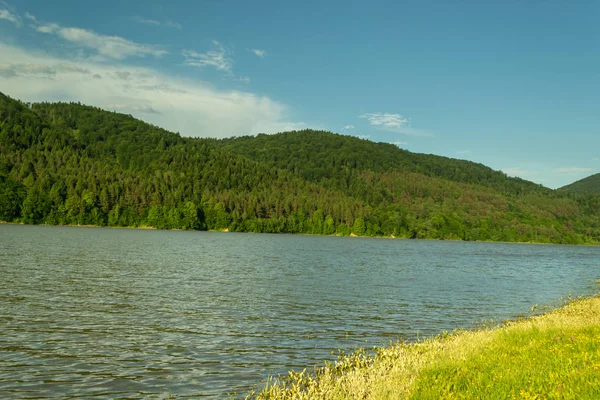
left=28, top=14, right=167, bottom=59
left=24, top=12, right=36, bottom=22
left=357, top=134, right=370, bottom=140
left=553, top=167, right=594, bottom=175
left=131, top=16, right=160, bottom=26
left=0, top=8, right=20, bottom=26
left=36, top=23, right=59, bottom=33
left=341, top=125, right=354, bottom=130
left=250, top=49, right=266, bottom=58
left=456, top=150, right=471, bottom=156
left=131, top=16, right=182, bottom=30
left=0, top=62, right=90, bottom=78
left=0, top=42, right=303, bottom=138
left=391, top=141, right=408, bottom=147
left=59, top=27, right=165, bottom=59
left=360, top=112, right=408, bottom=128
left=183, top=41, right=232, bottom=73
left=165, top=20, right=182, bottom=30
left=359, top=112, right=432, bottom=136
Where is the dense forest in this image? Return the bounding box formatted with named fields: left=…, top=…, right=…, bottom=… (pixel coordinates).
left=560, top=173, right=600, bottom=195
left=1, top=92, right=599, bottom=244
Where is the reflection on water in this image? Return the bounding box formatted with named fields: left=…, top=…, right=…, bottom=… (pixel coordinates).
left=0, top=224, right=598, bottom=398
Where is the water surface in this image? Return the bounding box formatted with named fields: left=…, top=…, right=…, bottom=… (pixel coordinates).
left=1, top=224, right=598, bottom=398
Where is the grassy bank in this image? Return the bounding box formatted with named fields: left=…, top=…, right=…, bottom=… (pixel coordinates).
left=247, top=296, right=600, bottom=399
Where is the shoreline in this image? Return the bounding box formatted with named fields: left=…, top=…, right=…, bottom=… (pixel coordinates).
left=2, top=220, right=598, bottom=247
left=246, top=294, right=600, bottom=399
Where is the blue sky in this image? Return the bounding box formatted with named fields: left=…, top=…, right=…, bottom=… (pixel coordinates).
left=0, top=0, right=598, bottom=188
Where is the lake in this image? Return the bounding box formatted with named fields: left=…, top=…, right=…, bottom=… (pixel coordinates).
left=1, top=224, right=598, bottom=398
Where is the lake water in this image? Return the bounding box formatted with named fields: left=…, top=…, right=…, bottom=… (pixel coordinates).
left=1, top=224, right=598, bottom=398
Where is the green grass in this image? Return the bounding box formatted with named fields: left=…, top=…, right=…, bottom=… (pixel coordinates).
left=246, top=296, right=600, bottom=399
left=412, top=326, right=600, bottom=399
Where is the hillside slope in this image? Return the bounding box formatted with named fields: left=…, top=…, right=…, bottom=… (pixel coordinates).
left=560, top=173, right=600, bottom=194
left=1, top=93, right=599, bottom=244
left=218, top=130, right=549, bottom=197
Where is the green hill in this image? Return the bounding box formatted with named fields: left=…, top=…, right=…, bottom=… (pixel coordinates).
left=560, top=173, right=600, bottom=194
left=1, top=92, right=599, bottom=244
left=219, top=130, right=549, bottom=197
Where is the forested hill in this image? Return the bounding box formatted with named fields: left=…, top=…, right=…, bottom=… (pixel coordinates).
left=1, top=92, right=599, bottom=244
left=560, top=173, right=600, bottom=194
left=219, top=131, right=549, bottom=197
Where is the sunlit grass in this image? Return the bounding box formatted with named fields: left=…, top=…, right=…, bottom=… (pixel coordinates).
left=246, top=296, right=600, bottom=399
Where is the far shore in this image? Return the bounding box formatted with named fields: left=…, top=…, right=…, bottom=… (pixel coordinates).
left=1, top=220, right=598, bottom=246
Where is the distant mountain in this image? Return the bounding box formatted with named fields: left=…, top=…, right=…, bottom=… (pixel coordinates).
left=1, top=92, right=599, bottom=244
left=560, top=173, right=600, bottom=194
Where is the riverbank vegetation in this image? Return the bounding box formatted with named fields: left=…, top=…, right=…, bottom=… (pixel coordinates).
left=1, top=92, right=600, bottom=243
left=247, top=295, right=600, bottom=399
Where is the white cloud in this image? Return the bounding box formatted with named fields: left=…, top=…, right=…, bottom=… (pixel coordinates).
left=24, top=12, right=36, bottom=22
left=553, top=167, right=594, bottom=175
left=360, top=112, right=408, bottom=128
left=250, top=49, right=266, bottom=58
left=0, top=43, right=304, bottom=138
left=359, top=112, right=432, bottom=136
left=456, top=150, right=471, bottom=155
left=391, top=141, right=408, bottom=147
left=165, top=20, right=182, bottom=30
left=357, top=134, right=370, bottom=140
left=131, top=16, right=182, bottom=30
left=341, top=125, right=354, bottom=130
left=131, top=16, right=160, bottom=26
left=36, top=23, right=59, bottom=33
left=183, top=41, right=232, bottom=73
left=31, top=18, right=166, bottom=59
left=58, top=27, right=167, bottom=59
left=0, top=8, right=20, bottom=26
left=0, top=62, right=90, bottom=78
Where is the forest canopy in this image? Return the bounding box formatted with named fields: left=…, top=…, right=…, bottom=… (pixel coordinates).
left=560, top=173, right=600, bottom=195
